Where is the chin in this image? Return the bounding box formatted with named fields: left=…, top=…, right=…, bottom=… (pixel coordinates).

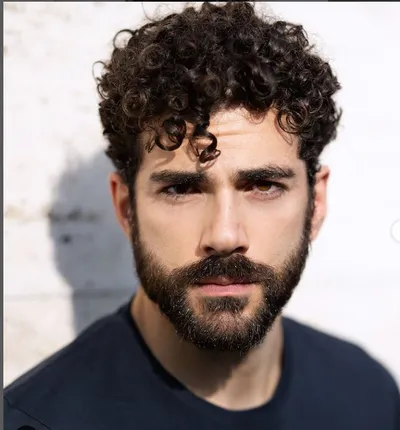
left=180, top=297, right=270, bottom=351
left=181, top=315, right=268, bottom=352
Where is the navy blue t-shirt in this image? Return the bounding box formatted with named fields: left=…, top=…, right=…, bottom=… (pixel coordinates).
left=4, top=297, right=400, bottom=430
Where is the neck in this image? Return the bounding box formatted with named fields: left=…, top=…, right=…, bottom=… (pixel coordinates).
left=131, top=288, right=284, bottom=411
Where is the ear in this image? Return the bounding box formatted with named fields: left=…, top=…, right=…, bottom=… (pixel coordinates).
left=309, top=165, right=330, bottom=242
left=109, top=172, right=132, bottom=239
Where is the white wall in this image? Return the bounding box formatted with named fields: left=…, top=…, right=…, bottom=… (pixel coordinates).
left=4, top=2, right=400, bottom=387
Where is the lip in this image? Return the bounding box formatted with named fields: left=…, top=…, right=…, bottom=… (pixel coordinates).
left=198, top=277, right=251, bottom=286
left=197, top=278, right=255, bottom=295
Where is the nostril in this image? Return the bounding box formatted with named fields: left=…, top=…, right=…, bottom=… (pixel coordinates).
left=234, top=246, right=247, bottom=254
left=204, top=246, right=218, bottom=256
left=205, top=246, right=247, bottom=258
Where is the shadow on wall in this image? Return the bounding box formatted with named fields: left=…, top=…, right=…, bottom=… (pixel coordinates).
left=48, top=151, right=138, bottom=335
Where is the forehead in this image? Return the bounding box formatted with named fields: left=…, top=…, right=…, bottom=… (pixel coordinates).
left=138, top=108, right=304, bottom=176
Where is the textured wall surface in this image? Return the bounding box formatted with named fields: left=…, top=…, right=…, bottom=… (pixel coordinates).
left=4, top=2, right=400, bottom=387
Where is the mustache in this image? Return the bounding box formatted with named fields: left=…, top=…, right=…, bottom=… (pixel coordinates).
left=170, top=253, right=277, bottom=285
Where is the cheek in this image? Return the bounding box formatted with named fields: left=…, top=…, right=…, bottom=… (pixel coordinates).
left=135, top=196, right=202, bottom=268
left=247, top=198, right=307, bottom=265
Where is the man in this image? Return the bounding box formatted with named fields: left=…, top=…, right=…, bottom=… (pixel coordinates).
left=4, top=2, right=399, bottom=429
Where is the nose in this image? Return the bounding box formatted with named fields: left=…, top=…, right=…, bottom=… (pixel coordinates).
left=199, top=193, right=249, bottom=256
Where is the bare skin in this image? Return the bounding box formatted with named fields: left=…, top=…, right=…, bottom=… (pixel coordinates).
left=110, top=107, right=329, bottom=411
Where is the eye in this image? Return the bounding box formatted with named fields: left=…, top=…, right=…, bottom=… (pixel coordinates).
left=255, top=182, right=274, bottom=192
left=247, top=181, right=286, bottom=198
left=160, top=183, right=200, bottom=198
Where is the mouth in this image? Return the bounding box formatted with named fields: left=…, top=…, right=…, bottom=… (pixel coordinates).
left=196, top=277, right=256, bottom=296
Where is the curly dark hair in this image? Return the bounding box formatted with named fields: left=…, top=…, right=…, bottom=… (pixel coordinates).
left=96, top=1, right=341, bottom=192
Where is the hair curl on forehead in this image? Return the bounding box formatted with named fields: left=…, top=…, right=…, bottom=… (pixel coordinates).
left=143, top=115, right=220, bottom=164
left=95, top=1, right=342, bottom=189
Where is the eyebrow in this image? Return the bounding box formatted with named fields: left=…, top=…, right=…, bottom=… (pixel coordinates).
left=149, top=164, right=296, bottom=186
left=234, top=165, right=296, bottom=183
left=149, top=170, right=207, bottom=185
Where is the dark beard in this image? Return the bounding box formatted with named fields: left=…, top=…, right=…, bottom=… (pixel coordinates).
left=130, top=195, right=313, bottom=353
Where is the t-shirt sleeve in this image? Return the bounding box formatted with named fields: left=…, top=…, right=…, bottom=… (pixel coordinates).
left=392, top=382, right=400, bottom=429
left=380, top=362, right=400, bottom=430
left=4, top=397, right=53, bottom=430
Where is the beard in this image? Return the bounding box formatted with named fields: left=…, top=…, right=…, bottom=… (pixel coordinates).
left=130, top=194, right=313, bottom=354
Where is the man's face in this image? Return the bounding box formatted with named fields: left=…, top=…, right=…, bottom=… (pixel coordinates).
left=123, top=108, right=320, bottom=352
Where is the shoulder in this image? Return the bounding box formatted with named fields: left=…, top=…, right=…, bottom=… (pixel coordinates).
left=4, top=305, right=133, bottom=429
left=283, top=316, right=400, bottom=418
left=284, top=317, right=394, bottom=377
left=4, top=396, right=52, bottom=430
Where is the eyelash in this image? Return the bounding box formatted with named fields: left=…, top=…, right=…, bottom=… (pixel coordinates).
left=159, top=181, right=287, bottom=202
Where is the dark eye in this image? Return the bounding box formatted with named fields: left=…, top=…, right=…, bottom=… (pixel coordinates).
left=162, top=183, right=199, bottom=196
left=254, top=182, right=274, bottom=192
left=246, top=181, right=286, bottom=199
